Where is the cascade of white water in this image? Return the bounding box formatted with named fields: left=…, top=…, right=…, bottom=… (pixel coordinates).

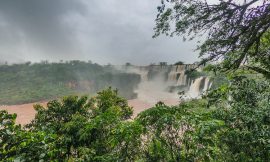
left=167, top=66, right=178, bottom=83
left=167, top=65, right=185, bottom=85
left=138, top=67, right=148, bottom=82
left=130, top=65, right=179, bottom=104
left=187, top=78, right=191, bottom=86
left=187, top=77, right=204, bottom=98
left=120, top=66, right=149, bottom=82
left=176, top=72, right=187, bottom=86
left=208, top=81, right=213, bottom=89
left=121, top=65, right=212, bottom=101
left=177, top=65, right=185, bottom=71
left=202, top=77, right=210, bottom=92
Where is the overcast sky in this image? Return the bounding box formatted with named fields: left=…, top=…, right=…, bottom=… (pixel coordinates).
left=0, top=0, right=200, bottom=65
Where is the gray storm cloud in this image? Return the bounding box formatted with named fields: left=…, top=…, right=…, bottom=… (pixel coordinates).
left=0, top=0, right=199, bottom=65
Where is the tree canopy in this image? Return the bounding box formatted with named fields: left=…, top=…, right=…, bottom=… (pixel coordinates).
left=154, top=0, right=270, bottom=77
left=1, top=1, right=270, bottom=161
left=0, top=61, right=140, bottom=104
left=1, top=83, right=269, bottom=161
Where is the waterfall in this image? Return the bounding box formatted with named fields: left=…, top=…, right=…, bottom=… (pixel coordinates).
left=168, top=66, right=178, bottom=82
left=168, top=65, right=188, bottom=85
left=119, top=64, right=211, bottom=101
left=202, top=77, right=210, bottom=92
left=176, top=72, right=187, bottom=86
left=138, top=67, right=149, bottom=82
left=187, top=77, right=204, bottom=98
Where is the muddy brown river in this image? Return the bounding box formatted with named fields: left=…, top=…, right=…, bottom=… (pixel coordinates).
left=0, top=99, right=179, bottom=125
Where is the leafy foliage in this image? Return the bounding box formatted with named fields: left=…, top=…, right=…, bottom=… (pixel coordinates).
left=136, top=101, right=226, bottom=161
left=154, top=0, right=270, bottom=77
left=0, top=61, right=140, bottom=105
left=1, top=1, right=270, bottom=160
left=208, top=76, right=270, bottom=161
left=24, top=88, right=137, bottom=161
left=153, top=2, right=270, bottom=160
left=1, top=84, right=270, bottom=161
left=0, top=110, right=61, bottom=161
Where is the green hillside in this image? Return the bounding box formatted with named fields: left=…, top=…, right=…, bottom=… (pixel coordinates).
left=0, top=61, right=140, bottom=105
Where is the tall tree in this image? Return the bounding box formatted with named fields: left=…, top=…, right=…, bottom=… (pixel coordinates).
left=154, top=0, right=270, bottom=77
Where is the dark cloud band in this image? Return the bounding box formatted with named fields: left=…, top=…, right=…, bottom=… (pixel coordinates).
left=0, top=0, right=198, bottom=65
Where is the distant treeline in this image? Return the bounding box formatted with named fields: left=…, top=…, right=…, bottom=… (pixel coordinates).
left=0, top=61, right=140, bottom=105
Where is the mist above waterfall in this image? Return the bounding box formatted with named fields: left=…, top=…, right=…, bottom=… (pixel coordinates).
left=115, top=64, right=211, bottom=106
left=135, top=75, right=179, bottom=105
left=0, top=0, right=199, bottom=65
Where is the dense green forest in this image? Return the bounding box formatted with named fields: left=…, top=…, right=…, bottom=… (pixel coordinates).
left=1, top=0, right=270, bottom=161
left=1, top=78, right=269, bottom=161
left=0, top=61, right=140, bottom=105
